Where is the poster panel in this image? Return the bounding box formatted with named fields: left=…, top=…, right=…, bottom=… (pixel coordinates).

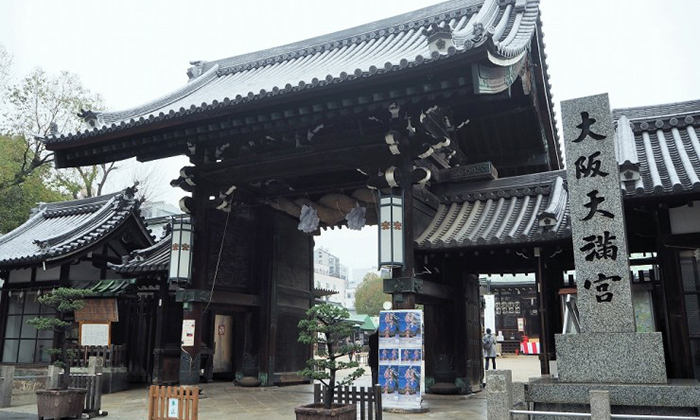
left=378, top=309, right=423, bottom=410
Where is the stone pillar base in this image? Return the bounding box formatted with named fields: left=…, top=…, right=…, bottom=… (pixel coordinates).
left=555, top=332, right=666, bottom=383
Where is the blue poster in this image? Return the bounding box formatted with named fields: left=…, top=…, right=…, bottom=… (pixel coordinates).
left=399, top=311, right=421, bottom=345
left=379, top=348, right=399, bottom=364
left=379, top=365, right=399, bottom=402
left=399, top=365, right=421, bottom=395
left=398, top=365, right=422, bottom=406
left=378, top=311, right=399, bottom=345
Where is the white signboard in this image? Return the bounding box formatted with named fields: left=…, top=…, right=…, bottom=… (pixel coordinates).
left=181, top=319, right=195, bottom=346
left=80, top=323, right=110, bottom=346
left=168, top=398, right=179, bottom=418
left=483, top=295, right=495, bottom=334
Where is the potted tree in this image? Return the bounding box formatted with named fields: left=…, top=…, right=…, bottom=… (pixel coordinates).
left=295, top=304, right=364, bottom=420
left=28, top=287, right=90, bottom=420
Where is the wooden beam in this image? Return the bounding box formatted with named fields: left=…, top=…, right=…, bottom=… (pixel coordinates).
left=384, top=277, right=453, bottom=301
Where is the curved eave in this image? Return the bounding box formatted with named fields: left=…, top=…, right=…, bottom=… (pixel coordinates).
left=45, top=0, right=540, bottom=152
left=110, top=236, right=171, bottom=274
left=0, top=211, right=147, bottom=269
left=416, top=172, right=570, bottom=251
left=0, top=191, right=153, bottom=269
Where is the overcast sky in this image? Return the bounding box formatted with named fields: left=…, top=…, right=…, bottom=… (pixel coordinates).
left=2, top=0, right=700, bottom=277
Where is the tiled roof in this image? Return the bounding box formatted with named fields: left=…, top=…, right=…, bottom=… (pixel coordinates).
left=417, top=170, right=570, bottom=250
left=614, top=101, right=700, bottom=197
left=0, top=189, right=150, bottom=267
left=418, top=98, right=700, bottom=250
left=111, top=235, right=170, bottom=274
left=73, top=278, right=138, bottom=296
left=46, top=0, right=540, bottom=145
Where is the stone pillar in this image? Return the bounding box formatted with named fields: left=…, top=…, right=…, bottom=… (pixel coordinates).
left=556, top=93, right=667, bottom=384
left=590, top=390, right=611, bottom=420
left=0, top=365, right=14, bottom=408
left=511, top=381, right=527, bottom=420
left=47, top=365, right=61, bottom=390
left=88, top=356, right=104, bottom=375
left=486, top=370, right=512, bottom=420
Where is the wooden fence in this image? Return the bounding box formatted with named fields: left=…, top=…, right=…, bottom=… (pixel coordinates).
left=68, top=373, right=102, bottom=417
left=68, top=344, right=126, bottom=368
left=313, top=384, right=382, bottom=420
left=148, top=385, right=199, bottom=420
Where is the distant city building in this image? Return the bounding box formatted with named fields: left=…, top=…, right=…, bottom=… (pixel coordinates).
left=314, top=248, right=348, bottom=280
left=314, top=248, right=356, bottom=308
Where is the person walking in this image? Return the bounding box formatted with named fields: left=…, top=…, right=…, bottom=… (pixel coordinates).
left=368, top=330, right=379, bottom=386
left=483, top=328, right=497, bottom=371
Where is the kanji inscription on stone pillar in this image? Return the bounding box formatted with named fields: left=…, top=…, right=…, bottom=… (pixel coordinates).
left=562, top=93, right=635, bottom=333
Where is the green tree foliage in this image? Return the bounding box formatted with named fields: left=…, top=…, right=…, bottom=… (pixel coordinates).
left=26, top=288, right=89, bottom=390
left=298, top=304, right=364, bottom=409
left=0, top=134, right=68, bottom=233
left=0, top=53, right=116, bottom=198
left=354, top=272, right=391, bottom=316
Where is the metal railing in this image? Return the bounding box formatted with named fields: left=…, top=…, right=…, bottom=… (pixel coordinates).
left=510, top=409, right=700, bottom=420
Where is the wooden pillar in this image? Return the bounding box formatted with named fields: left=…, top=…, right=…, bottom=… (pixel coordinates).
left=179, top=167, right=209, bottom=385
left=657, top=206, right=693, bottom=378
left=152, top=275, right=169, bottom=384
left=257, top=207, right=276, bottom=384
left=535, top=247, right=549, bottom=374
left=393, top=133, right=415, bottom=310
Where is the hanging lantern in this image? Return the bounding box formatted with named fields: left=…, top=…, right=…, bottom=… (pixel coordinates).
left=378, top=190, right=405, bottom=268
left=169, top=215, right=194, bottom=284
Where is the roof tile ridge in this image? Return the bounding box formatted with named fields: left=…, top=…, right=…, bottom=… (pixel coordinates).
left=613, top=99, right=700, bottom=121
left=40, top=193, right=137, bottom=250
left=42, top=191, right=119, bottom=212
left=615, top=115, right=639, bottom=166
left=537, top=176, right=566, bottom=228
left=95, top=65, right=220, bottom=127
left=452, top=0, right=500, bottom=50
left=214, top=0, right=481, bottom=77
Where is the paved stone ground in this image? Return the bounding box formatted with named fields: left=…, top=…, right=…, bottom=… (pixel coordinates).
left=0, top=355, right=541, bottom=420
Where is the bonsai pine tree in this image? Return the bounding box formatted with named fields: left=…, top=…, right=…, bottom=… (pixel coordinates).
left=298, top=304, right=364, bottom=409
left=27, top=287, right=89, bottom=390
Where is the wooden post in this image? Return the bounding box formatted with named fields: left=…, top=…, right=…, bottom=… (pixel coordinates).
left=152, top=275, right=169, bottom=383
left=393, top=132, right=415, bottom=310
left=179, top=169, right=210, bottom=385
left=535, top=248, right=550, bottom=375
left=657, top=206, right=694, bottom=378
